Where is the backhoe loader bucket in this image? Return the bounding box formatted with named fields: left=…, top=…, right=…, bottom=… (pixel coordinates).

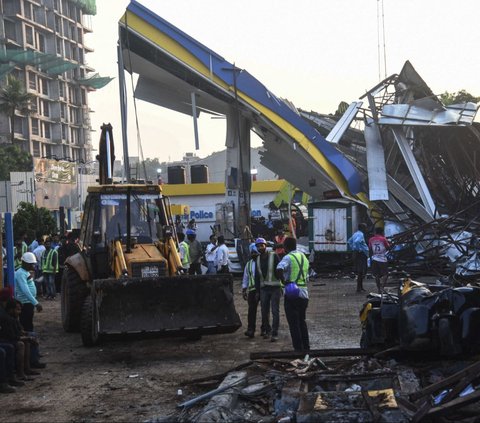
left=82, top=274, right=241, bottom=344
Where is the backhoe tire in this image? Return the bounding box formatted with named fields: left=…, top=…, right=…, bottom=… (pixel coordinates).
left=61, top=266, right=89, bottom=333
left=80, top=296, right=100, bottom=347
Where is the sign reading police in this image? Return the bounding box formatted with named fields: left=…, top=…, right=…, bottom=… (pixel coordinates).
left=190, top=209, right=214, bottom=221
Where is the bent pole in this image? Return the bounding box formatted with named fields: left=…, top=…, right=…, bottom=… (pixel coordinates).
left=117, top=37, right=131, bottom=182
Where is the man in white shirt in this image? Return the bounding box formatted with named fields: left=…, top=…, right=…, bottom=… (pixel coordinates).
left=215, top=236, right=230, bottom=274
left=205, top=235, right=218, bottom=274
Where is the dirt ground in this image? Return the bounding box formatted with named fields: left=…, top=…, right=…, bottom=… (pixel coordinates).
left=1, top=275, right=380, bottom=422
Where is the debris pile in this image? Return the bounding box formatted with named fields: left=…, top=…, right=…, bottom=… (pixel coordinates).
left=387, top=200, right=480, bottom=279
left=151, top=349, right=480, bottom=423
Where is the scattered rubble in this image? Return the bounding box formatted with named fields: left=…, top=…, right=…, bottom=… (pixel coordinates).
left=150, top=349, right=480, bottom=423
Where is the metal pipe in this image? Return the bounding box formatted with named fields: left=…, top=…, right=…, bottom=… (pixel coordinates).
left=177, top=376, right=245, bottom=409
left=105, top=129, right=113, bottom=181
left=126, top=188, right=131, bottom=254
left=5, top=213, right=14, bottom=294
left=117, top=40, right=130, bottom=182
left=191, top=92, right=199, bottom=151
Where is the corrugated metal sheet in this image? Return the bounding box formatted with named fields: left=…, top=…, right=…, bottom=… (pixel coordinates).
left=10, top=172, right=35, bottom=212
left=312, top=207, right=348, bottom=252
left=364, top=118, right=389, bottom=201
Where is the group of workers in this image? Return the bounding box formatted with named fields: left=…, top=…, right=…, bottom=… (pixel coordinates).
left=241, top=236, right=310, bottom=352
left=177, top=230, right=230, bottom=274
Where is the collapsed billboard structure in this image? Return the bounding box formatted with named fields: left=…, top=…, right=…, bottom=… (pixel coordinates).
left=118, top=2, right=479, bottom=275
left=301, top=61, right=480, bottom=276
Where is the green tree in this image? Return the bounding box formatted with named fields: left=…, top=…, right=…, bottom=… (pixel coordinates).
left=440, top=89, right=480, bottom=106
left=0, top=75, right=35, bottom=143
left=13, top=201, right=57, bottom=242
left=0, top=144, right=33, bottom=180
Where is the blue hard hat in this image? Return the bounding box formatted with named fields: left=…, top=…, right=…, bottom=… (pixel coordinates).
left=249, top=243, right=259, bottom=255
left=186, top=229, right=196, bottom=236
left=284, top=282, right=300, bottom=299
left=255, top=237, right=267, bottom=245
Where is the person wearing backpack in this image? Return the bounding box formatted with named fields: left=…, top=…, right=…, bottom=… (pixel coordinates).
left=276, top=237, right=310, bottom=351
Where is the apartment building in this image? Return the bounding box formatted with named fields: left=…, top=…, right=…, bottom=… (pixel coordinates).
left=0, top=0, right=108, bottom=163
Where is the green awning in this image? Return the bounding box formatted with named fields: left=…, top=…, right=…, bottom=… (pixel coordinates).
left=76, top=73, right=114, bottom=89
left=0, top=49, right=112, bottom=89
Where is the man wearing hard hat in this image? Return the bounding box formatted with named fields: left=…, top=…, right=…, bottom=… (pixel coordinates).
left=14, top=252, right=43, bottom=333
left=255, top=238, right=281, bottom=342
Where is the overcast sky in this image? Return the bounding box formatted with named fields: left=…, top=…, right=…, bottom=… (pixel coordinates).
left=86, top=0, right=480, bottom=162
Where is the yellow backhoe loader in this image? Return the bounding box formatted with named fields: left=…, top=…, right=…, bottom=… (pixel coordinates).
left=61, top=125, right=241, bottom=346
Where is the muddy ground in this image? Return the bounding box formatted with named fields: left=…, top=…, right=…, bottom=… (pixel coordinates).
left=1, top=275, right=383, bottom=422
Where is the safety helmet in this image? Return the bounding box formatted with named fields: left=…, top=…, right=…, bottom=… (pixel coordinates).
left=185, top=229, right=196, bottom=236
left=255, top=237, right=267, bottom=245
left=249, top=243, right=259, bottom=255
left=22, top=252, right=37, bottom=264
left=284, top=282, right=300, bottom=299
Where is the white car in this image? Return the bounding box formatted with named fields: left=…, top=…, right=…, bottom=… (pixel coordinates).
left=225, top=238, right=243, bottom=274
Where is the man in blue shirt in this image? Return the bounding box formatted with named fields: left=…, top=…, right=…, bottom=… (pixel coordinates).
left=14, top=252, right=43, bottom=332
left=347, top=223, right=369, bottom=293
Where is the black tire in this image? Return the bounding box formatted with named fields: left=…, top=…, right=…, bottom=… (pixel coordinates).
left=438, top=318, right=459, bottom=356
left=61, top=266, right=89, bottom=333
left=80, top=296, right=100, bottom=347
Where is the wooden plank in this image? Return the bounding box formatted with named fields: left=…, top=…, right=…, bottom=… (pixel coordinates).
left=409, top=360, right=480, bottom=402
left=250, top=348, right=378, bottom=360
left=411, top=400, right=432, bottom=423
left=395, top=395, right=418, bottom=414
left=441, top=376, right=471, bottom=404
left=362, top=390, right=381, bottom=423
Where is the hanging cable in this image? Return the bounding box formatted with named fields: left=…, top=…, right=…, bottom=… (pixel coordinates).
left=376, top=0, right=381, bottom=82
left=376, top=0, right=388, bottom=80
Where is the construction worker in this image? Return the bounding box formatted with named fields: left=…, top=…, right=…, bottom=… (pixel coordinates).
left=178, top=232, right=190, bottom=270
left=14, top=252, right=43, bottom=332
left=41, top=237, right=58, bottom=300
left=255, top=237, right=281, bottom=342
left=242, top=244, right=260, bottom=338
left=186, top=229, right=202, bottom=275
left=276, top=237, right=310, bottom=352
